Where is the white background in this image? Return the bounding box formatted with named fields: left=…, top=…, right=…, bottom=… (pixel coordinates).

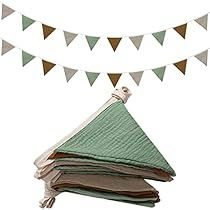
left=0, top=0, right=210, bottom=210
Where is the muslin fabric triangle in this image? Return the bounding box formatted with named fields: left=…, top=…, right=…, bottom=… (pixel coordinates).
left=34, top=87, right=175, bottom=208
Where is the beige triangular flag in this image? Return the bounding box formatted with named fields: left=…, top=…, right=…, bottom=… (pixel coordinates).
left=63, top=67, right=77, bottom=82
left=195, top=14, right=208, bottom=30
left=195, top=50, right=208, bottom=66
left=129, top=72, right=143, bottom=85
left=174, top=24, right=187, bottom=38
left=129, top=36, right=143, bottom=50
left=107, top=73, right=121, bottom=87
left=64, top=31, right=77, bottom=46
left=42, top=60, right=56, bottom=75
left=1, top=4, right=14, bottom=19
left=1, top=40, right=14, bottom=55
left=174, top=59, right=187, bottom=74
left=42, top=24, right=56, bottom=39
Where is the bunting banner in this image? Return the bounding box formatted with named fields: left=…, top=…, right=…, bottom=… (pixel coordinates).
left=0, top=3, right=209, bottom=51
left=0, top=39, right=209, bottom=87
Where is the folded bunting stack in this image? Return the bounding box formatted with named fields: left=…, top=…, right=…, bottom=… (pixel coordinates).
left=34, top=87, right=175, bottom=208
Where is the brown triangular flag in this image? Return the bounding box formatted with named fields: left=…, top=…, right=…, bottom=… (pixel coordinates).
left=107, top=38, right=122, bottom=51
left=174, top=59, right=187, bottom=74
left=42, top=60, right=56, bottom=75
left=42, top=24, right=56, bottom=39
left=1, top=40, right=14, bottom=55
left=107, top=73, right=121, bottom=87
left=1, top=4, right=14, bottom=19
left=174, top=24, right=187, bottom=38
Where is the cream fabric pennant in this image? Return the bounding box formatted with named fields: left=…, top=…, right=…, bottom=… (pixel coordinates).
left=1, top=4, right=14, bottom=19
left=195, top=14, right=208, bottom=30
left=64, top=31, right=77, bottom=46
left=64, top=67, right=77, bottom=82
left=1, top=40, right=14, bottom=55
left=129, top=72, right=143, bottom=85
left=129, top=36, right=143, bottom=50
left=195, top=50, right=208, bottom=66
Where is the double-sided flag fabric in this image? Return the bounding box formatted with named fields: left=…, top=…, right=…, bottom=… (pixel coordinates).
left=34, top=87, right=175, bottom=208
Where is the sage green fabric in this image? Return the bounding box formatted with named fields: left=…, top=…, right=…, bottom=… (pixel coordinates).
left=22, top=51, right=35, bottom=66
left=56, top=100, right=175, bottom=176
left=59, top=187, right=155, bottom=207
left=22, top=15, right=35, bottom=30
left=152, top=66, right=166, bottom=81
left=152, top=31, right=166, bottom=45
left=85, top=36, right=100, bottom=50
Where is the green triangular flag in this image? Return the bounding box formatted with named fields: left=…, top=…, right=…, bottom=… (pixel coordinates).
left=86, top=72, right=100, bottom=86
left=22, top=51, right=35, bottom=66
left=152, top=31, right=166, bottom=45
left=86, top=36, right=100, bottom=50
left=22, top=15, right=35, bottom=30
left=152, top=66, right=166, bottom=81
left=56, top=99, right=175, bottom=176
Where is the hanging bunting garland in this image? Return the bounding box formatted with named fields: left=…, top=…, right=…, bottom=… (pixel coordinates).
left=0, top=38, right=209, bottom=87
left=0, top=3, right=208, bottom=51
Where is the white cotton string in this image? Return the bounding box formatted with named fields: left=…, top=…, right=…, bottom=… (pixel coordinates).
left=39, top=183, right=60, bottom=208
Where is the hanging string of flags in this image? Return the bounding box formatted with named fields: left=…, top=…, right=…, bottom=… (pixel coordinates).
left=1, top=38, right=208, bottom=87
left=1, top=3, right=209, bottom=51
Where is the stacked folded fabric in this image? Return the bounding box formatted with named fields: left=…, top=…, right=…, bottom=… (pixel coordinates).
left=34, top=87, right=175, bottom=208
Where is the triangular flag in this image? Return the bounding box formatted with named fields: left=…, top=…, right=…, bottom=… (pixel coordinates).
left=63, top=67, right=77, bottom=82
left=86, top=72, right=100, bottom=86
left=1, top=40, right=14, bottom=55
left=22, top=15, right=35, bottom=30
left=174, top=24, right=187, bottom=38
left=129, top=35, right=143, bottom=50
left=152, top=66, right=166, bottom=81
left=107, top=38, right=122, bottom=51
left=22, top=51, right=35, bottom=66
left=195, top=14, right=208, bottom=30
left=64, top=31, right=77, bottom=46
left=129, top=72, right=143, bottom=85
left=174, top=59, right=187, bottom=74
left=42, top=60, right=56, bottom=75
left=152, top=31, right=166, bottom=45
left=107, top=73, right=121, bottom=87
left=1, top=4, right=14, bottom=19
left=86, top=36, right=100, bottom=50
left=42, top=24, right=56, bottom=39
left=195, top=50, right=208, bottom=66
